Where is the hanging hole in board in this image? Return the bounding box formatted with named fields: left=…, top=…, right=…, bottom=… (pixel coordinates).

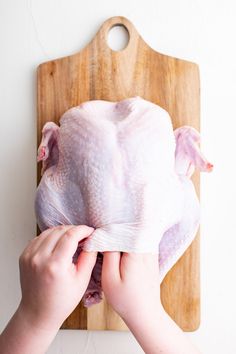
left=107, top=24, right=130, bottom=51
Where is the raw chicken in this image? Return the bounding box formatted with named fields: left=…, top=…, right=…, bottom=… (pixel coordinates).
left=35, top=96, right=213, bottom=307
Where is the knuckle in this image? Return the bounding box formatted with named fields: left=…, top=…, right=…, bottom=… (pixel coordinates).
left=19, top=252, right=27, bottom=266
left=28, top=237, right=36, bottom=244
left=25, top=238, right=37, bottom=248
left=19, top=249, right=32, bottom=266
left=29, top=254, right=41, bottom=270
left=57, top=225, right=67, bottom=232
left=44, top=261, right=60, bottom=278
left=39, top=229, right=48, bottom=237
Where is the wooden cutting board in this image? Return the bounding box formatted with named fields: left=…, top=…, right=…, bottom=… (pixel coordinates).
left=37, top=16, right=200, bottom=332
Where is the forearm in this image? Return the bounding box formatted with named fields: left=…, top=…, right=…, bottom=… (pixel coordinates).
left=124, top=306, right=202, bottom=354
left=0, top=306, right=59, bottom=354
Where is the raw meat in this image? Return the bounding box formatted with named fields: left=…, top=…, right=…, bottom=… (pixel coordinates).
left=35, top=96, right=213, bottom=306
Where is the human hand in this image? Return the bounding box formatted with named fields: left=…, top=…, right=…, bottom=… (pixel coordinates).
left=18, top=225, right=97, bottom=332
left=101, top=252, right=202, bottom=354
left=101, top=252, right=162, bottom=325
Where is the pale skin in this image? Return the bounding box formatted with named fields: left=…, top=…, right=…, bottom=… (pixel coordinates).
left=0, top=225, right=201, bottom=354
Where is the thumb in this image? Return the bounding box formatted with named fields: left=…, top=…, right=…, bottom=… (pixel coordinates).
left=76, top=251, right=97, bottom=282
left=102, top=252, right=121, bottom=283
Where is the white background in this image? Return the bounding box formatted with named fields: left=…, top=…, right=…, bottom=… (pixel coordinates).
left=0, top=0, right=236, bottom=353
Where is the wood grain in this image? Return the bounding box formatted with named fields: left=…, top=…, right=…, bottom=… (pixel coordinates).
left=37, top=16, right=200, bottom=331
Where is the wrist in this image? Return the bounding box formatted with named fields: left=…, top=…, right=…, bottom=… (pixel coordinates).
left=17, top=302, right=61, bottom=335
left=0, top=305, right=60, bottom=354
left=122, top=303, right=165, bottom=332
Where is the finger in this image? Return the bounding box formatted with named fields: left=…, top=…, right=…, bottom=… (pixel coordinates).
left=52, top=225, right=94, bottom=262
left=35, top=225, right=76, bottom=256
left=20, top=225, right=76, bottom=262
left=119, top=252, right=146, bottom=278
left=20, top=227, right=54, bottom=259
left=25, top=225, right=71, bottom=251
left=122, top=252, right=154, bottom=263
left=75, top=251, right=98, bottom=282
left=120, top=252, right=159, bottom=278
left=102, top=251, right=121, bottom=282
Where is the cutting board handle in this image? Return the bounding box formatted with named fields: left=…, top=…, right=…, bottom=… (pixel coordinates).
left=91, top=16, right=142, bottom=52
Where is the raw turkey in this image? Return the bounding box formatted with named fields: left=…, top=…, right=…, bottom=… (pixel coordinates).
left=35, top=96, right=213, bottom=307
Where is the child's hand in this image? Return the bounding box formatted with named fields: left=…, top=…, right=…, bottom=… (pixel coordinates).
left=101, top=252, right=162, bottom=325
left=18, top=225, right=97, bottom=331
